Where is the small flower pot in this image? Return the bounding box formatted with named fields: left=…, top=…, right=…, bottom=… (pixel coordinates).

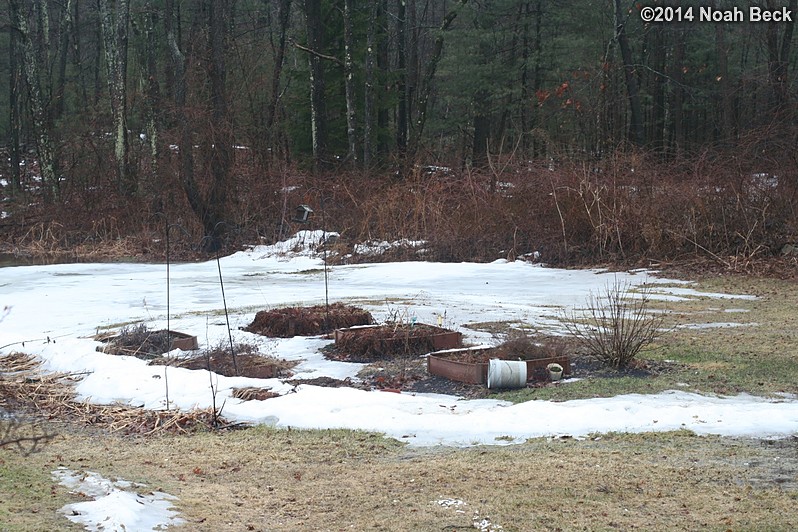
left=547, top=363, right=564, bottom=381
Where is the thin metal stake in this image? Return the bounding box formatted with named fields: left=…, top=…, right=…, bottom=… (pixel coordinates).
left=216, top=250, right=238, bottom=375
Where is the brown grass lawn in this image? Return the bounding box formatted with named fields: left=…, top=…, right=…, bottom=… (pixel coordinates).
left=2, top=423, right=797, bottom=531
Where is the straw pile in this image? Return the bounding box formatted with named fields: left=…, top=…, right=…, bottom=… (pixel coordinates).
left=1, top=352, right=236, bottom=435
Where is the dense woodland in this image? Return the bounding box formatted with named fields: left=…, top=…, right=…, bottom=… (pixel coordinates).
left=0, top=0, right=797, bottom=264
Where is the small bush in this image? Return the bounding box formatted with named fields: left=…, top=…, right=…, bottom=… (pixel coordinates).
left=563, top=280, right=665, bottom=369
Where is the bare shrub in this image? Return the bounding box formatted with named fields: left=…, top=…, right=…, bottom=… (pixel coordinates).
left=101, top=323, right=172, bottom=359
left=562, top=280, right=665, bottom=369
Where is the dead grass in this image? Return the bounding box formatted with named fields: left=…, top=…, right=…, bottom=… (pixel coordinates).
left=0, top=353, right=232, bottom=436
left=2, top=421, right=797, bottom=531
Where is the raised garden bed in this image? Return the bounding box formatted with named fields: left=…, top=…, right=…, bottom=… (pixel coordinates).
left=159, top=353, right=295, bottom=379
left=96, top=326, right=198, bottom=359
left=329, top=323, right=463, bottom=362
left=243, top=302, right=373, bottom=337
left=427, top=346, right=571, bottom=385
left=162, top=331, right=199, bottom=351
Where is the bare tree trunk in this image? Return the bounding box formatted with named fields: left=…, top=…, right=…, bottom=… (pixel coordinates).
left=206, top=0, right=233, bottom=251
left=343, top=0, right=358, bottom=163
left=265, top=0, right=291, bottom=161
left=471, top=90, right=490, bottom=169
left=396, top=0, right=408, bottom=155
left=532, top=0, right=544, bottom=156
left=73, top=0, right=89, bottom=105
left=519, top=1, right=531, bottom=155
left=53, top=0, right=74, bottom=122
left=8, top=5, right=21, bottom=195
left=669, top=25, right=686, bottom=153
left=407, top=0, right=418, bottom=142
left=376, top=0, right=389, bottom=155
left=166, top=0, right=231, bottom=252
left=142, top=0, right=160, bottom=196
left=363, top=0, right=379, bottom=168
left=613, top=0, right=644, bottom=146
left=166, top=0, right=199, bottom=221
left=765, top=0, right=796, bottom=115
left=98, top=0, right=133, bottom=195
left=11, top=0, right=60, bottom=200
left=304, top=0, right=328, bottom=172
left=34, top=0, right=49, bottom=76
left=407, top=0, right=467, bottom=166
left=647, top=23, right=666, bottom=149
left=714, top=6, right=733, bottom=141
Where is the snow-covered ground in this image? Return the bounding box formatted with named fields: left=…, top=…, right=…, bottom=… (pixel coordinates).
left=2, top=231, right=794, bottom=447
left=3, top=231, right=797, bottom=530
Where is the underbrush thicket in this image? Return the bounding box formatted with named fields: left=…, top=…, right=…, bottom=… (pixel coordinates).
left=1, top=141, right=796, bottom=266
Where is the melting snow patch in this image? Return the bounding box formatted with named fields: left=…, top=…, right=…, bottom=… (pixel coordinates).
left=53, top=467, right=184, bottom=531
left=354, top=238, right=427, bottom=256
left=436, top=498, right=467, bottom=511
left=676, top=322, right=758, bottom=330
left=436, top=498, right=504, bottom=531
left=473, top=512, right=504, bottom=531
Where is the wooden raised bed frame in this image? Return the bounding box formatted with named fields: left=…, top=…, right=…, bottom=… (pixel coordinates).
left=159, top=330, right=199, bottom=351
left=427, top=346, right=571, bottom=385
left=334, top=324, right=462, bottom=351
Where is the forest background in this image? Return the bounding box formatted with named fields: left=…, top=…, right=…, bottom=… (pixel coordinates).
left=0, top=0, right=796, bottom=266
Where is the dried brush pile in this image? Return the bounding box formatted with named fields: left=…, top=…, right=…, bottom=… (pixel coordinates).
left=489, top=333, right=570, bottom=362
left=332, top=324, right=457, bottom=363
left=231, top=387, right=280, bottom=401
left=0, top=352, right=235, bottom=435
left=148, top=340, right=298, bottom=379
left=97, top=324, right=172, bottom=359
left=170, top=352, right=295, bottom=379
left=244, top=302, right=374, bottom=337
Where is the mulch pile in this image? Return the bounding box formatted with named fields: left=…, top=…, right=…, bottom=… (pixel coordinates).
left=243, top=303, right=374, bottom=337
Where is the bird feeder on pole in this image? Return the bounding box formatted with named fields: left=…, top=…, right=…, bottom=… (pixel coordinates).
left=293, top=204, right=313, bottom=223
